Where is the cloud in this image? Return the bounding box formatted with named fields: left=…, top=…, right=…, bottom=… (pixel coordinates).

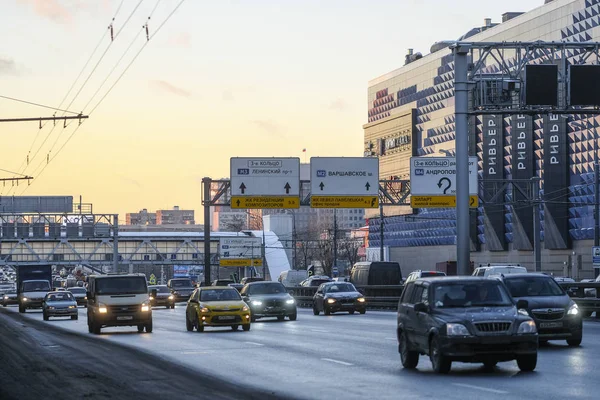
left=168, top=32, right=192, bottom=48
left=328, top=98, right=349, bottom=112
left=18, top=0, right=72, bottom=24
left=150, top=80, right=192, bottom=98
left=252, top=120, right=285, bottom=137
left=0, top=57, right=20, bottom=75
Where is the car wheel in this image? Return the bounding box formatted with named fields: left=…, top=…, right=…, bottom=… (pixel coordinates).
left=43, top=312, right=49, bottom=321
left=324, top=306, right=331, bottom=316
left=186, top=316, right=193, bottom=332
left=137, top=324, right=145, bottom=333
left=483, top=360, right=497, bottom=370
left=88, top=322, right=93, bottom=333
left=288, top=313, right=297, bottom=321
left=19, top=305, right=25, bottom=313
left=429, top=336, right=451, bottom=374
left=359, top=309, right=366, bottom=315
left=277, top=316, right=285, bottom=321
left=195, top=316, right=204, bottom=332
left=171, top=305, right=175, bottom=309
left=93, top=323, right=101, bottom=335
left=71, top=315, right=78, bottom=321
left=312, top=305, right=319, bottom=315
left=231, top=325, right=239, bottom=331
left=242, top=324, right=251, bottom=331
left=349, top=310, right=355, bottom=315
left=516, top=354, right=537, bottom=372
left=399, top=331, right=419, bottom=369
left=2, top=303, right=6, bottom=307
left=567, top=336, right=582, bottom=347
left=145, top=321, right=153, bottom=333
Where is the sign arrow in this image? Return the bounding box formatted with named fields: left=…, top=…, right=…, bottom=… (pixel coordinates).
left=470, top=197, right=475, bottom=207
left=239, top=183, right=246, bottom=194
left=437, top=177, right=452, bottom=194
left=319, top=182, right=325, bottom=191
left=365, top=182, right=371, bottom=191
left=284, top=182, right=291, bottom=194
left=236, top=199, right=241, bottom=207
left=371, top=198, right=376, bottom=207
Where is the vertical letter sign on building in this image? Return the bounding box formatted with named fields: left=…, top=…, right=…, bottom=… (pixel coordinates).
left=482, top=115, right=506, bottom=251
left=511, top=114, right=534, bottom=250
left=543, top=114, right=570, bottom=249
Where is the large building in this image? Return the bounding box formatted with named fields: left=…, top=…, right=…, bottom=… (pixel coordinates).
left=125, top=209, right=157, bottom=225
left=156, top=206, right=195, bottom=225
left=364, top=0, right=600, bottom=277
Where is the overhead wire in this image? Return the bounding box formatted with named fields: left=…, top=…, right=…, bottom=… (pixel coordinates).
left=20, top=0, right=186, bottom=194
left=0, top=95, right=81, bottom=115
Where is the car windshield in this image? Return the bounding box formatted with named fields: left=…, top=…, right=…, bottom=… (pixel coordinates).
left=150, top=286, right=170, bottom=293
left=325, top=283, right=357, bottom=293
left=247, top=282, right=286, bottom=295
left=171, top=280, right=193, bottom=288
left=433, top=281, right=513, bottom=308
left=200, top=289, right=241, bottom=302
left=46, top=292, right=74, bottom=301
left=22, top=281, right=51, bottom=292
left=68, top=288, right=86, bottom=294
left=96, top=277, right=147, bottom=295
left=504, top=277, right=565, bottom=297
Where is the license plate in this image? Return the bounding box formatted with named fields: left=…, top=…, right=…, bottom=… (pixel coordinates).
left=117, top=316, right=133, bottom=321
left=539, top=321, right=563, bottom=329
left=219, top=316, right=235, bottom=320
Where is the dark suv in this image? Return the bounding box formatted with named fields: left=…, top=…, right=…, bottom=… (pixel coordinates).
left=501, top=273, right=582, bottom=346
left=397, top=277, right=538, bottom=373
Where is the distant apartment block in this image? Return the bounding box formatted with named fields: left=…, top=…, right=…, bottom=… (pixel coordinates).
left=156, top=206, right=195, bottom=225
left=126, top=209, right=157, bottom=225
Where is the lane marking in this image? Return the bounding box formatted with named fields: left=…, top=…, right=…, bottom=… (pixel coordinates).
left=321, top=358, right=353, bottom=366
left=384, top=337, right=396, bottom=341
left=311, top=329, right=329, bottom=333
left=244, top=341, right=264, bottom=346
left=452, top=383, right=508, bottom=394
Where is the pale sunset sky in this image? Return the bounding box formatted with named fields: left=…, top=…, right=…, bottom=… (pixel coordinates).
left=1, top=0, right=541, bottom=223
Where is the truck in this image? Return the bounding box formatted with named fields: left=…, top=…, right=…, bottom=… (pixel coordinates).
left=86, top=273, right=152, bottom=334
left=17, top=264, right=52, bottom=313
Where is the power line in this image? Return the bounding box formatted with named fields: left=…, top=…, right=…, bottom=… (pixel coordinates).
left=0, top=95, right=81, bottom=115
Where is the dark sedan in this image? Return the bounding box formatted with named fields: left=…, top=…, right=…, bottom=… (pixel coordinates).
left=397, top=277, right=538, bottom=373
left=241, top=281, right=297, bottom=321
left=502, top=273, right=582, bottom=346
left=67, top=287, right=88, bottom=306
left=1, top=290, right=17, bottom=307
left=149, top=285, right=175, bottom=309
left=313, top=282, right=366, bottom=315
left=42, top=291, right=78, bottom=321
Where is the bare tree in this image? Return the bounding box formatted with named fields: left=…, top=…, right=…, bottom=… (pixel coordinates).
left=220, top=214, right=247, bottom=232
left=338, top=237, right=362, bottom=272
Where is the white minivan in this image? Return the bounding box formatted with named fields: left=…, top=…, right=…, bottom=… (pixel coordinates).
left=472, top=264, right=527, bottom=277
left=278, top=270, right=308, bottom=287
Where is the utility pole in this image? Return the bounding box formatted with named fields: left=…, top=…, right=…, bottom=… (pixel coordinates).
left=112, top=214, right=119, bottom=273
left=262, top=229, right=266, bottom=279
left=202, top=177, right=212, bottom=286
left=292, top=211, right=297, bottom=270
left=333, top=209, right=337, bottom=276
left=532, top=177, right=541, bottom=272
left=379, top=201, right=384, bottom=261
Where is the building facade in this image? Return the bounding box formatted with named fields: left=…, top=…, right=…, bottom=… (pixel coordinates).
left=156, top=206, right=195, bottom=225
left=125, top=209, right=157, bottom=225
left=365, top=0, right=600, bottom=277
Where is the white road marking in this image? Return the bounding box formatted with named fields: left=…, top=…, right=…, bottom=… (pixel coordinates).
left=311, top=329, right=329, bottom=333
left=321, top=358, right=354, bottom=366
left=452, top=383, right=508, bottom=394
left=244, top=341, right=264, bottom=346
left=384, top=337, right=396, bottom=341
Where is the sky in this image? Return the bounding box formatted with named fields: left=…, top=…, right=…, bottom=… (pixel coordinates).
left=1, top=0, right=542, bottom=223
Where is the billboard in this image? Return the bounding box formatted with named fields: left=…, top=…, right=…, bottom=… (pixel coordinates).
left=543, top=114, right=570, bottom=249
left=511, top=114, right=534, bottom=250
left=482, top=115, right=506, bottom=250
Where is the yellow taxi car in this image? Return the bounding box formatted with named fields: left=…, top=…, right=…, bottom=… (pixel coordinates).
left=185, top=286, right=251, bottom=332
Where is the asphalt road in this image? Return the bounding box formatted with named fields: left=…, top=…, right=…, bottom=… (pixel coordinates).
left=3, top=304, right=600, bottom=399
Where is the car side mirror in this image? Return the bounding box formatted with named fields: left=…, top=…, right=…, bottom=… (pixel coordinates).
left=516, top=299, right=529, bottom=309
left=414, top=302, right=428, bottom=313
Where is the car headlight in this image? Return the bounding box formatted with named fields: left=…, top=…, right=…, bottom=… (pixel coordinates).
left=168, top=295, right=174, bottom=300
left=84, top=296, right=87, bottom=300
left=149, top=296, right=154, bottom=301
left=286, top=299, right=295, bottom=305
left=327, top=298, right=336, bottom=304
left=3, top=296, right=7, bottom=300
left=567, top=303, right=579, bottom=316
left=47, top=306, right=55, bottom=310
left=251, top=300, right=263, bottom=306
left=518, top=320, right=537, bottom=334
left=22, top=297, right=28, bottom=302
left=357, top=297, right=366, bottom=303
left=98, top=305, right=108, bottom=313
left=68, top=305, right=77, bottom=309
left=200, top=307, right=210, bottom=313
left=141, top=304, right=150, bottom=312
left=242, top=305, right=249, bottom=312
left=446, top=323, right=470, bottom=336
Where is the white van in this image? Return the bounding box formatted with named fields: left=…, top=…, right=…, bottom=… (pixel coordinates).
left=472, top=264, right=527, bottom=277
left=278, top=270, right=308, bottom=287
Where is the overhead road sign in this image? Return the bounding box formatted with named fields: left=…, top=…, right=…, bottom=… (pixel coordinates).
left=411, top=195, right=478, bottom=208
left=230, top=157, right=300, bottom=208
left=230, top=196, right=299, bottom=209
left=219, top=237, right=262, bottom=267
left=311, top=196, right=379, bottom=209
left=410, top=156, right=478, bottom=195
left=310, top=157, right=379, bottom=208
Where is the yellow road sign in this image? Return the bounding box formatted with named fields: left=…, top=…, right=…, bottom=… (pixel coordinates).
left=310, top=196, right=379, bottom=208
left=410, top=195, right=479, bottom=208
left=231, top=196, right=299, bottom=209
left=219, top=259, right=263, bottom=267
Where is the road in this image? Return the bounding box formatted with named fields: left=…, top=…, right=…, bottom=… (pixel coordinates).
left=2, top=304, right=599, bottom=399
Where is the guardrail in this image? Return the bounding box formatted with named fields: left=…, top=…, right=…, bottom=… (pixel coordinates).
left=558, top=282, right=600, bottom=317
left=287, top=285, right=404, bottom=310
